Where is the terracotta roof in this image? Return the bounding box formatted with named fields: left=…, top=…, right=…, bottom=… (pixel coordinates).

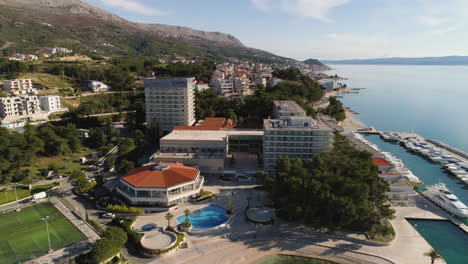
left=372, top=157, right=392, bottom=167
left=198, top=81, right=206, bottom=85
left=174, top=117, right=235, bottom=131
left=122, top=163, right=199, bottom=188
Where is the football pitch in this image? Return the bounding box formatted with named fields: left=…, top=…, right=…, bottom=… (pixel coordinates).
left=0, top=202, right=87, bottom=264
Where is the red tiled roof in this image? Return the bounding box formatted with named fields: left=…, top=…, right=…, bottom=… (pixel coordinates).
left=122, top=163, right=199, bottom=188
left=372, top=157, right=392, bottom=167
left=174, top=117, right=235, bottom=131
left=198, top=81, right=206, bottom=85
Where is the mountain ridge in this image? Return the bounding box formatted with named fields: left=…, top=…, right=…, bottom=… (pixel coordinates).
left=322, top=56, right=468, bottom=65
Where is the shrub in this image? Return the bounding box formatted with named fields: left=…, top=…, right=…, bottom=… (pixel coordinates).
left=180, top=218, right=192, bottom=228
left=106, top=204, right=145, bottom=214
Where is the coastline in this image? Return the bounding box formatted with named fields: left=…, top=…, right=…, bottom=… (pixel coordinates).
left=340, top=108, right=367, bottom=131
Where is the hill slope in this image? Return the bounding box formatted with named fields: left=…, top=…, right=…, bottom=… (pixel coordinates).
left=0, top=0, right=293, bottom=63
left=322, top=56, right=468, bottom=65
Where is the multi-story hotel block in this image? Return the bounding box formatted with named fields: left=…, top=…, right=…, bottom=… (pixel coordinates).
left=0, top=96, right=40, bottom=118
left=145, top=78, right=196, bottom=131
left=3, top=79, right=37, bottom=95
left=263, top=101, right=334, bottom=174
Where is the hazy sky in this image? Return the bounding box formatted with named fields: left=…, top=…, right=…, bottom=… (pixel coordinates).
left=83, top=0, right=468, bottom=60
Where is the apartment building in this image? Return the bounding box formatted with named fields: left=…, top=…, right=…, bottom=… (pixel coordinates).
left=39, top=96, right=61, bottom=112
left=233, top=77, right=250, bottom=93
left=263, top=101, right=334, bottom=174
left=0, top=96, right=40, bottom=118
left=145, top=78, right=196, bottom=131
left=3, top=79, right=37, bottom=95
left=211, top=77, right=234, bottom=95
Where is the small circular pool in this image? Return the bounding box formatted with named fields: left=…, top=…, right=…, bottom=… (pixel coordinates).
left=177, top=205, right=230, bottom=229
left=141, top=224, right=157, bottom=232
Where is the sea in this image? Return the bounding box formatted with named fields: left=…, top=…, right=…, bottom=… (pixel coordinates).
left=327, top=65, right=468, bottom=264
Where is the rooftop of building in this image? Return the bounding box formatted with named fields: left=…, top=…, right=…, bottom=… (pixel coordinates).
left=121, top=162, right=199, bottom=188
left=174, top=117, right=234, bottom=131
left=263, top=117, right=333, bottom=131
left=273, top=100, right=306, bottom=115
left=372, top=157, right=393, bottom=167
left=161, top=129, right=264, bottom=142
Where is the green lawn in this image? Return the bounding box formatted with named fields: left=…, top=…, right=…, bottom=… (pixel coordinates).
left=19, top=73, right=72, bottom=90
left=0, top=202, right=87, bottom=264
left=0, top=183, right=59, bottom=205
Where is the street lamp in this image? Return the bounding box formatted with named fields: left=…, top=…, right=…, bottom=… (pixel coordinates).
left=42, top=216, right=53, bottom=253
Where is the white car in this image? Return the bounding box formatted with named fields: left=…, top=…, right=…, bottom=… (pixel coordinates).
left=101, top=213, right=115, bottom=219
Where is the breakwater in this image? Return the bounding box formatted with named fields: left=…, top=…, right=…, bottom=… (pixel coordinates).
left=426, top=139, right=468, bottom=160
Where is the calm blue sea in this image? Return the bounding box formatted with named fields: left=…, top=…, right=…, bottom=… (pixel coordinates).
left=327, top=65, right=468, bottom=264
left=328, top=65, right=468, bottom=153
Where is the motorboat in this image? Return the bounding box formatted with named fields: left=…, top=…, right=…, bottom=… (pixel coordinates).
left=428, top=155, right=445, bottom=163
left=423, top=183, right=468, bottom=218
left=402, top=169, right=421, bottom=183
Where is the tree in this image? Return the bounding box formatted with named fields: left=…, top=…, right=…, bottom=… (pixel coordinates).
left=105, top=157, right=116, bottom=170
left=165, top=212, right=174, bottom=227
left=118, top=138, right=136, bottom=155
left=92, top=226, right=127, bottom=263
left=265, top=134, right=393, bottom=230
left=118, top=159, right=134, bottom=174
left=424, top=248, right=442, bottom=264
left=184, top=209, right=191, bottom=220
left=146, top=120, right=163, bottom=149
left=87, top=128, right=108, bottom=148
left=226, top=199, right=234, bottom=215
left=75, top=175, right=92, bottom=194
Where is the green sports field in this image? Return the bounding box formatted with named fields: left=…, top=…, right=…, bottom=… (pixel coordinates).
left=0, top=202, right=87, bottom=264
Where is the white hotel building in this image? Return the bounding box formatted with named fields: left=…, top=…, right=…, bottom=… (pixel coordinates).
left=263, top=101, right=334, bottom=173
left=145, top=78, right=196, bottom=132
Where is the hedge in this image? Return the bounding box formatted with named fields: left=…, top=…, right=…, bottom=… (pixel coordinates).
left=106, top=204, right=145, bottom=214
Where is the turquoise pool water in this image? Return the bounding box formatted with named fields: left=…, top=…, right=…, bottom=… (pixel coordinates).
left=177, top=205, right=230, bottom=229
left=408, top=220, right=468, bottom=264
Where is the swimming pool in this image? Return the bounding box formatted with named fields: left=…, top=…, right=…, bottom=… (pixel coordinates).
left=177, top=205, right=230, bottom=229
left=141, top=224, right=157, bottom=232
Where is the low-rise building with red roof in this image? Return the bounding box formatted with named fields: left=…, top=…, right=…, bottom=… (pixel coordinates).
left=372, top=157, right=394, bottom=172
left=116, top=162, right=204, bottom=207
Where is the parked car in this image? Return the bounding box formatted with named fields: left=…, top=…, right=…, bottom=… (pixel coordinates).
left=101, top=213, right=115, bottom=219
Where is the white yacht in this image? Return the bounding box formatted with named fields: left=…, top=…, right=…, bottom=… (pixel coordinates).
left=423, top=183, right=468, bottom=218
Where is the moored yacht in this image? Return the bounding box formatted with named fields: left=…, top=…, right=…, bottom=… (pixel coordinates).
left=423, top=183, right=468, bottom=218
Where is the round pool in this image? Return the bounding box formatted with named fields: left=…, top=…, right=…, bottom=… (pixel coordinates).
left=141, top=224, right=157, bottom=232
left=177, top=205, right=230, bottom=229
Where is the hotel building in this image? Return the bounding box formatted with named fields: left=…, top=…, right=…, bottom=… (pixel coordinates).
left=145, top=78, right=196, bottom=131
left=263, top=101, right=334, bottom=173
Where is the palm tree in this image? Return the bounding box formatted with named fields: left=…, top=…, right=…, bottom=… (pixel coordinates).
left=184, top=209, right=191, bottom=220
left=165, top=212, right=174, bottom=227
left=424, top=248, right=442, bottom=264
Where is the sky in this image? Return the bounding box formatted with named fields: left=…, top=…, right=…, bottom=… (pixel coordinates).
left=83, top=0, right=468, bottom=60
